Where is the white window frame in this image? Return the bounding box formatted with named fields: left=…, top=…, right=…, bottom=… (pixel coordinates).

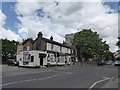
left=27, top=46, right=30, bottom=51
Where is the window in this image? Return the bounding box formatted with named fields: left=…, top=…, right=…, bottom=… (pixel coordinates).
left=47, top=54, right=50, bottom=62
left=65, top=56, right=67, bottom=61
left=51, top=44, right=54, bottom=50
left=27, top=46, right=30, bottom=50
left=50, top=55, right=54, bottom=62
left=28, top=54, right=30, bottom=59
left=23, top=54, right=30, bottom=62
left=61, top=57, right=65, bottom=62
left=31, top=56, right=34, bottom=62
left=60, top=47, right=62, bottom=52
left=48, top=54, right=50, bottom=57
left=67, top=48, right=69, bottom=53
left=58, top=57, right=60, bottom=62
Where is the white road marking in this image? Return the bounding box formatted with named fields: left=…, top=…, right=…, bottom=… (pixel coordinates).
left=110, top=73, right=118, bottom=80
left=2, top=67, right=72, bottom=77
left=0, top=71, right=72, bottom=87
left=88, top=77, right=110, bottom=90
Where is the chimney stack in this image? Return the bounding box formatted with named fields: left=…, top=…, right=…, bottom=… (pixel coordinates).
left=38, top=32, right=43, bottom=38
left=50, top=36, right=53, bottom=41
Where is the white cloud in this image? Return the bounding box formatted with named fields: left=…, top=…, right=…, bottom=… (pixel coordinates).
left=0, top=10, right=6, bottom=27
left=15, top=2, right=40, bottom=16
left=0, top=27, right=21, bottom=41
left=15, top=1, right=118, bottom=52
left=17, top=15, right=76, bottom=42
left=0, top=10, right=21, bottom=41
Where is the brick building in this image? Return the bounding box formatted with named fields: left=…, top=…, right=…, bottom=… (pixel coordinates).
left=17, top=32, right=75, bottom=67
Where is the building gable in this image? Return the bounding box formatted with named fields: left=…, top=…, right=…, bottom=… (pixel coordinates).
left=23, top=39, right=33, bottom=51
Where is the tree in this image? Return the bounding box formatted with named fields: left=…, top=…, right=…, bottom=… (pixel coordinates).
left=73, top=29, right=110, bottom=62
left=2, top=39, right=19, bottom=62
left=116, top=37, right=120, bottom=48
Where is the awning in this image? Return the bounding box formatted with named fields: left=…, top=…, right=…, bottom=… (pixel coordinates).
left=59, top=53, right=67, bottom=56
left=71, top=54, right=77, bottom=57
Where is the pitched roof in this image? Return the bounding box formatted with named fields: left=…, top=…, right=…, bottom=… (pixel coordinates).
left=22, top=38, right=33, bottom=45
left=32, top=36, right=72, bottom=49
left=42, top=37, right=72, bottom=48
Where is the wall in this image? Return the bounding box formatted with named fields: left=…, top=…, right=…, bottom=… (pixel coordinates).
left=61, top=47, right=67, bottom=53
left=46, top=42, right=71, bottom=54
left=53, top=45, right=60, bottom=52
left=17, top=44, right=23, bottom=54
left=65, top=34, right=75, bottom=45
left=23, top=41, right=33, bottom=51
left=33, top=38, right=46, bottom=51
left=46, top=42, right=52, bottom=51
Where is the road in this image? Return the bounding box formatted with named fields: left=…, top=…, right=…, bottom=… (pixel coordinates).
left=1, top=64, right=119, bottom=89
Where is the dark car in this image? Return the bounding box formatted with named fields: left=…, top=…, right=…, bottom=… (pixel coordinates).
left=97, top=60, right=106, bottom=66
left=7, top=59, right=19, bottom=66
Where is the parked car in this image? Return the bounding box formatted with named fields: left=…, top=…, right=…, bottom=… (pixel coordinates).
left=97, top=60, right=106, bottom=66
left=106, top=60, right=113, bottom=65
left=7, top=59, right=19, bottom=66
left=114, top=60, right=120, bottom=66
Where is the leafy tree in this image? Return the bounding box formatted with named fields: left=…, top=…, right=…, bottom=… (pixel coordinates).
left=116, top=37, right=120, bottom=48
left=2, top=39, right=19, bottom=62
left=73, top=29, right=110, bottom=62
left=104, top=51, right=114, bottom=60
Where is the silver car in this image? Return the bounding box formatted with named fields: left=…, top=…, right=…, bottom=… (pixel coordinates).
left=106, top=60, right=113, bottom=65
left=114, top=60, right=120, bottom=66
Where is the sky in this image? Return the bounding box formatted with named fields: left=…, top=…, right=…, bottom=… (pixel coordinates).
left=0, top=0, right=119, bottom=52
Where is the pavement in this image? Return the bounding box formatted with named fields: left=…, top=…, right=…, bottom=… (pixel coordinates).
left=102, top=67, right=120, bottom=89
left=1, top=64, right=119, bottom=89
left=102, top=75, right=119, bottom=88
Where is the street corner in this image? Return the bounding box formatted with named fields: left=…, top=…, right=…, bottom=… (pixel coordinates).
left=102, top=74, right=119, bottom=88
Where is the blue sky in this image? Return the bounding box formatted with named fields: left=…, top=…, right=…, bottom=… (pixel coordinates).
left=2, top=2, right=19, bottom=34
left=1, top=2, right=119, bottom=35
left=105, top=2, right=118, bottom=10
left=0, top=1, right=119, bottom=52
